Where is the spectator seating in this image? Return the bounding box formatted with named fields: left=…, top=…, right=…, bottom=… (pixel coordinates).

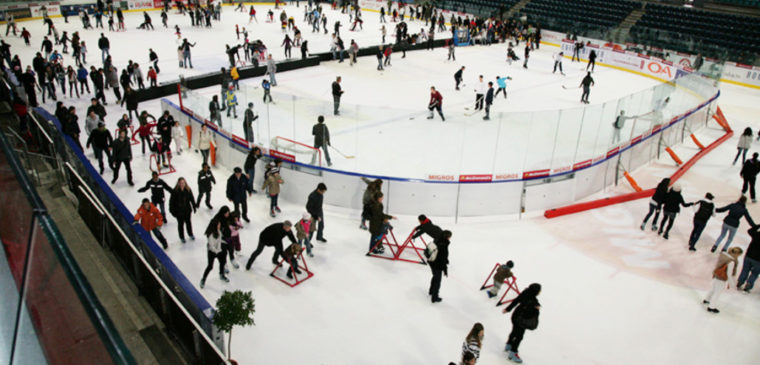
left=715, top=0, right=760, bottom=9
left=520, top=0, right=640, bottom=35
left=630, top=3, right=760, bottom=63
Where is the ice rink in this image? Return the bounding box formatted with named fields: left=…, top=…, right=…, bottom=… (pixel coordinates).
left=5, top=3, right=760, bottom=364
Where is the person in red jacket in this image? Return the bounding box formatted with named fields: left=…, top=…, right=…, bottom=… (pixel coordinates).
left=147, top=66, right=158, bottom=88
left=21, top=27, right=31, bottom=45
left=134, top=198, right=169, bottom=249
left=427, top=86, right=445, bottom=121
left=134, top=117, right=156, bottom=154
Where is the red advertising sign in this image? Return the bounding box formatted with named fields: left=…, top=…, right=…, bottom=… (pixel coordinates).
left=458, top=174, right=493, bottom=182
left=270, top=149, right=295, bottom=163
left=573, top=160, right=592, bottom=170
left=231, top=134, right=248, bottom=146
left=606, top=147, right=620, bottom=158
left=522, top=169, right=550, bottom=179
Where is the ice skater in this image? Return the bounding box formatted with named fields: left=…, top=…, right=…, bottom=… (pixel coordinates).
left=688, top=193, right=715, bottom=251
left=740, top=152, right=760, bottom=202
left=737, top=225, right=760, bottom=293
left=245, top=221, right=297, bottom=270
left=503, top=283, right=541, bottom=363
left=483, top=82, right=494, bottom=121
left=487, top=261, right=514, bottom=298
left=454, top=66, right=465, bottom=90
left=428, top=230, right=452, bottom=303
left=552, top=51, right=564, bottom=75
left=640, top=178, right=670, bottom=231
left=733, top=128, right=753, bottom=165
left=587, top=48, right=597, bottom=72
left=703, top=247, right=743, bottom=313
left=656, top=184, right=693, bottom=240
left=134, top=199, right=169, bottom=249
left=612, top=110, right=628, bottom=143
left=199, top=219, right=229, bottom=288
left=311, top=116, right=332, bottom=167
left=495, top=76, right=511, bottom=99
left=427, top=86, right=445, bottom=121
left=579, top=72, right=594, bottom=104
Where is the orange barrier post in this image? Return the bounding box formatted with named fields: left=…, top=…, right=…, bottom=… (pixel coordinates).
left=623, top=171, right=643, bottom=192
left=665, top=147, right=683, bottom=165
left=690, top=134, right=705, bottom=150
left=185, top=125, right=192, bottom=148
left=210, top=142, right=217, bottom=166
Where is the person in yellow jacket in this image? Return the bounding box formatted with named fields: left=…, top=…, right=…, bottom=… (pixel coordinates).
left=230, top=66, right=240, bottom=90
left=226, top=85, right=238, bottom=118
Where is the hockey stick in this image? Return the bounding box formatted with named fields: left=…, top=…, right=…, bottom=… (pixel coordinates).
left=561, top=85, right=578, bottom=90
left=330, top=145, right=355, bottom=159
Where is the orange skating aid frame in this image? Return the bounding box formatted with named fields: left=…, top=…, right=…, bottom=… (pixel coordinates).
left=665, top=146, right=683, bottom=165
left=479, top=263, right=522, bottom=307
left=366, top=229, right=428, bottom=265
left=270, top=250, right=314, bottom=287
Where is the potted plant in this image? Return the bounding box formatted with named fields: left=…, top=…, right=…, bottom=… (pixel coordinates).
left=213, top=290, right=256, bottom=364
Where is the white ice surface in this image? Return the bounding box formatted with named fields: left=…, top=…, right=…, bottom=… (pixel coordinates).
left=6, top=5, right=760, bottom=365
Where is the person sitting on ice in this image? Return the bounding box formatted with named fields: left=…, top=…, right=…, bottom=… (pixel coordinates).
left=488, top=261, right=514, bottom=298
left=412, top=214, right=443, bottom=241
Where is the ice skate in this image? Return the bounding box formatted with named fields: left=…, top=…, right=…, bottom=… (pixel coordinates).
left=640, top=222, right=645, bottom=230
left=275, top=206, right=282, bottom=213
left=508, top=351, right=523, bottom=363
left=270, top=209, right=276, bottom=217
left=220, top=273, right=230, bottom=283
left=200, top=278, right=205, bottom=288
left=231, top=259, right=240, bottom=269
left=487, top=291, right=497, bottom=298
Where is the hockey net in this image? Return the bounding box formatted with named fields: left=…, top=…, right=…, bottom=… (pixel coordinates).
left=270, top=136, right=322, bottom=167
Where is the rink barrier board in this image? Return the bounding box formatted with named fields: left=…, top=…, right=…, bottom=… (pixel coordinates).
left=32, top=106, right=228, bottom=363
left=544, top=124, right=733, bottom=219
left=168, top=86, right=719, bottom=185
left=164, top=87, right=716, bottom=217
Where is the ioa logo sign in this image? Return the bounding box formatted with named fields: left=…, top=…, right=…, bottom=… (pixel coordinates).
left=646, top=61, right=672, bottom=78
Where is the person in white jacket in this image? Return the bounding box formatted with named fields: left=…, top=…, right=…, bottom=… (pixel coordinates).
left=197, top=123, right=214, bottom=165
left=171, top=120, right=184, bottom=155
left=703, top=247, right=743, bottom=313
left=733, top=127, right=753, bottom=165
left=552, top=51, right=564, bottom=75
left=200, top=219, right=229, bottom=288
left=474, top=75, right=486, bottom=110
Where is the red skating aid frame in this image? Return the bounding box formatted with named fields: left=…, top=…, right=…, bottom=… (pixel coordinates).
left=480, top=263, right=521, bottom=307
left=270, top=251, right=314, bottom=287
left=366, top=229, right=428, bottom=265
left=149, top=153, right=176, bottom=176
left=114, top=126, right=140, bottom=146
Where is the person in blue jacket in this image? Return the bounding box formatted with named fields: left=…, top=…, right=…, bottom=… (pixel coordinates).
left=495, top=75, right=511, bottom=99
left=712, top=195, right=755, bottom=253
left=76, top=64, right=90, bottom=94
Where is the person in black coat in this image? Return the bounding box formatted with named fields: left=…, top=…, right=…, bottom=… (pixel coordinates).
left=120, top=86, right=139, bottom=121
left=368, top=192, right=395, bottom=254
left=243, top=147, right=261, bottom=193
left=245, top=221, right=297, bottom=269
left=110, top=129, right=134, bottom=185
left=169, top=177, right=197, bottom=243
left=226, top=167, right=252, bottom=222
left=741, top=152, right=760, bottom=203
left=87, top=98, right=107, bottom=120
left=196, top=163, right=216, bottom=209
left=454, top=66, right=464, bottom=90
left=90, top=67, right=107, bottom=105
left=737, top=225, right=760, bottom=293
left=688, top=193, right=715, bottom=251
left=306, top=183, right=327, bottom=242
left=412, top=214, right=443, bottom=241
left=503, top=283, right=541, bottom=363
left=483, top=82, right=494, bottom=121
left=429, top=230, right=452, bottom=303
left=86, top=122, right=113, bottom=174
left=63, top=106, right=83, bottom=150
left=311, top=115, right=332, bottom=166
left=657, top=184, right=693, bottom=239
left=331, top=76, right=343, bottom=115
left=137, top=171, right=173, bottom=223
left=641, top=178, right=670, bottom=231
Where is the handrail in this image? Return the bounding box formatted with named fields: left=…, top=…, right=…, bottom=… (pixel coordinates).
left=64, top=162, right=230, bottom=364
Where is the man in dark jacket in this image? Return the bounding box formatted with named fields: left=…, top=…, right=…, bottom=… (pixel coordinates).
left=196, top=163, right=216, bottom=209
left=63, top=106, right=83, bottom=150
left=412, top=214, right=443, bottom=241
left=209, top=95, right=222, bottom=126
left=658, top=184, right=693, bottom=240
left=156, top=112, right=173, bottom=145
left=137, top=171, right=173, bottom=223
left=306, top=183, right=327, bottom=242
left=741, top=152, right=760, bottom=203
left=86, top=122, right=113, bottom=174
left=226, top=167, right=252, bottom=222
left=243, top=102, right=258, bottom=143
left=429, top=230, right=452, bottom=303
left=311, top=115, right=332, bottom=167
left=245, top=221, right=297, bottom=269
left=641, top=178, right=670, bottom=231
left=454, top=66, right=464, bottom=90
left=110, top=129, right=134, bottom=185
left=737, top=225, right=760, bottom=293
left=483, top=81, right=494, bottom=121
left=120, top=86, right=139, bottom=121
left=688, top=193, right=715, bottom=251
left=368, top=192, right=394, bottom=254
left=331, top=76, right=343, bottom=115
left=98, top=33, right=110, bottom=64
left=87, top=98, right=107, bottom=120
left=90, top=67, right=107, bottom=105
left=244, top=147, right=261, bottom=193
